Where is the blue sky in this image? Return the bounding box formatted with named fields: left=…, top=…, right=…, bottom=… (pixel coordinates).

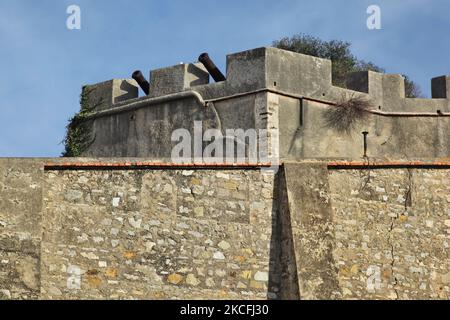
left=1, top=0, right=449, bottom=157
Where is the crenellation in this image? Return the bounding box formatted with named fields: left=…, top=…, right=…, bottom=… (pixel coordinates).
left=149, top=63, right=209, bottom=98
left=382, top=74, right=406, bottom=103
left=77, top=47, right=450, bottom=160
left=83, top=47, right=450, bottom=115
left=83, top=79, right=139, bottom=112
left=265, top=47, right=333, bottom=95
left=226, top=47, right=267, bottom=91
left=345, top=70, right=383, bottom=104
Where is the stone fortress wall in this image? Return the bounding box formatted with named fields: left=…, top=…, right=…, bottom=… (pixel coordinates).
left=0, top=158, right=448, bottom=300
left=80, top=47, right=450, bottom=159
left=1, top=47, right=449, bottom=300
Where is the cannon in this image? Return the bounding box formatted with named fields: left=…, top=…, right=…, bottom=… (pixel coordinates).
left=132, top=70, right=150, bottom=95
left=198, top=53, right=226, bottom=82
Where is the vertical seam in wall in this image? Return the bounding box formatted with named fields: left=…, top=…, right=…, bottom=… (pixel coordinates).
left=276, top=166, right=300, bottom=299
left=284, top=163, right=342, bottom=299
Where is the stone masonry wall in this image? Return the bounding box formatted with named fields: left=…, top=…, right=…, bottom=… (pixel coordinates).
left=0, top=159, right=449, bottom=300
left=329, top=168, right=450, bottom=299
left=41, top=168, right=277, bottom=299
left=0, top=159, right=42, bottom=300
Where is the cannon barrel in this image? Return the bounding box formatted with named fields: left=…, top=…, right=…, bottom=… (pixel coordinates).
left=132, top=70, right=150, bottom=95
left=198, top=53, right=226, bottom=82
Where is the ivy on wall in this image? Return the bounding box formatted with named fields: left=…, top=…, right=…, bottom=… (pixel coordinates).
left=61, top=86, right=100, bottom=157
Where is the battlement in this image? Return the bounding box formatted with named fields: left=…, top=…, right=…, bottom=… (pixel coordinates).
left=75, top=47, right=450, bottom=160
left=86, top=47, right=450, bottom=112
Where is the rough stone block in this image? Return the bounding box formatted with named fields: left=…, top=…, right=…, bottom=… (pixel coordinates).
left=149, top=63, right=209, bottom=97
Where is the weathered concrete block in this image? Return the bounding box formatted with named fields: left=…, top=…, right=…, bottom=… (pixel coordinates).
left=84, top=79, right=138, bottom=112
left=346, top=70, right=383, bottom=98
left=149, top=63, right=209, bottom=97
left=226, top=47, right=332, bottom=95
left=226, top=47, right=267, bottom=91
left=382, top=74, right=405, bottom=100
left=431, top=76, right=450, bottom=98
left=266, top=47, right=332, bottom=95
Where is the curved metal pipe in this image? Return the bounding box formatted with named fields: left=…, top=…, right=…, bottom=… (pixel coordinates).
left=85, top=91, right=206, bottom=121
left=205, top=88, right=450, bottom=117
left=84, top=87, right=450, bottom=121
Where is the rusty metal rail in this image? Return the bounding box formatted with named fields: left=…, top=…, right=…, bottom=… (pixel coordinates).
left=327, top=160, right=450, bottom=169
left=44, top=161, right=274, bottom=170
left=44, top=160, right=450, bottom=171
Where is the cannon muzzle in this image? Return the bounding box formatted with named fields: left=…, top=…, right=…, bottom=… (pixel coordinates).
left=198, top=53, right=226, bottom=82
left=132, top=70, right=150, bottom=95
